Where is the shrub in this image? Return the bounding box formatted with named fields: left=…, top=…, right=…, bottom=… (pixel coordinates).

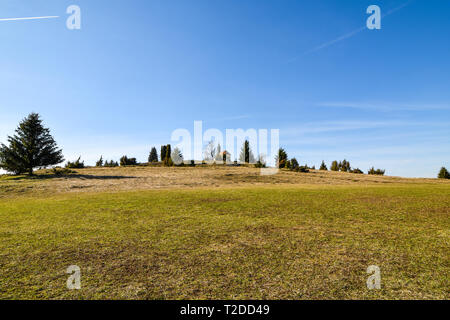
left=285, top=160, right=291, bottom=170
left=290, top=158, right=299, bottom=170
left=66, top=157, right=85, bottom=169
left=295, top=166, right=309, bottom=173
left=438, top=167, right=450, bottom=179
left=52, top=167, right=75, bottom=176
left=254, top=161, right=266, bottom=168
left=351, top=168, right=364, bottom=174
left=368, top=167, right=385, bottom=175
left=104, top=160, right=119, bottom=167
left=119, top=156, right=137, bottom=166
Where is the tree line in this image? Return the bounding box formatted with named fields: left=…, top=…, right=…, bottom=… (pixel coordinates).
left=1, top=113, right=448, bottom=179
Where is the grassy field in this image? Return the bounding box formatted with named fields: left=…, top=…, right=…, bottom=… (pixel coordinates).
left=0, top=166, right=449, bottom=299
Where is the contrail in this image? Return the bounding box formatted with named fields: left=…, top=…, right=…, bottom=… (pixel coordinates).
left=287, top=1, right=414, bottom=62
left=0, top=16, right=59, bottom=22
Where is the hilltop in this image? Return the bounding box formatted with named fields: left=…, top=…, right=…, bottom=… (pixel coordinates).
left=0, top=165, right=448, bottom=198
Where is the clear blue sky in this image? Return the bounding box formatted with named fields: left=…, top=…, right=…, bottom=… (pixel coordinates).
left=0, top=0, right=449, bottom=177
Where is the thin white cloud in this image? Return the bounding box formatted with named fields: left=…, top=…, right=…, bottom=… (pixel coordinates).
left=0, top=16, right=59, bottom=22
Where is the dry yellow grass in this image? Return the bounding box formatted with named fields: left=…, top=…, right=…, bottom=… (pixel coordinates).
left=1, top=165, right=448, bottom=198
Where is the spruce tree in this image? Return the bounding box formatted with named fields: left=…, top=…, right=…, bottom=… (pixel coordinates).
left=239, top=140, right=256, bottom=164
left=320, top=160, right=328, bottom=171
left=148, top=147, right=158, bottom=163
left=438, top=167, right=450, bottom=179
left=161, top=145, right=167, bottom=162
left=276, top=148, right=288, bottom=168
left=164, top=144, right=172, bottom=166
left=171, top=147, right=183, bottom=165
left=96, top=156, right=104, bottom=167
left=330, top=161, right=339, bottom=171
left=0, top=113, right=64, bottom=175
left=290, top=158, right=299, bottom=170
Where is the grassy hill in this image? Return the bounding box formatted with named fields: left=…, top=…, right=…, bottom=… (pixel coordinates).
left=0, top=166, right=449, bottom=299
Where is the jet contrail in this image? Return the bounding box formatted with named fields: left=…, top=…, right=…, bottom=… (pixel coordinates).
left=287, top=0, right=414, bottom=62
left=0, top=16, right=59, bottom=22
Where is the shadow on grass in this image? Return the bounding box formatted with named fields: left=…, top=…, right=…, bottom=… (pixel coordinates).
left=1, top=174, right=137, bottom=181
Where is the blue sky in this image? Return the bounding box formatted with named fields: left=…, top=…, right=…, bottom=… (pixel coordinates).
left=0, top=0, right=449, bottom=177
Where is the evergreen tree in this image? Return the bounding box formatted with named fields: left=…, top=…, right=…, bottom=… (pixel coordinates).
left=164, top=144, right=172, bottom=166
left=171, top=147, right=183, bottom=165
left=95, top=156, right=104, bottom=167
left=215, top=144, right=223, bottom=162
left=330, top=160, right=339, bottom=171
left=320, top=160, right=328, bottom=171
left=340, top=159, right=350, bottom=172
left=276, top=148, right=288, bottom=168
left=148, top=147, right=158, bottom=163
left=290, top=158, right=299, bottom=170
left=161, top=146, right=167, bottom=162
left=438, top=167, right=450, bottom=179
left=0, top=113, right=64, bottom=175
left=239, top=140, right=256, bottom=164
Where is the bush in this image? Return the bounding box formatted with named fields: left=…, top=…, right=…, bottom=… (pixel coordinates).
left=285, top=160, right=291, bottom=170
left=295, top=166, right=309, bottom=173
left=368, top=167, right=385, bottom=175
left=104, top=160, right=119, bottom=167
left=351, top=168, right=364, bottom=174
left=290, top=158, right=299, bottom=170
left=254, top=161, right=266, bottom=168
left=438, top=167, right=450, bottom=179
left=120, top=156, right=137, bottom=166
left=66, top=157, right=85, bottom=169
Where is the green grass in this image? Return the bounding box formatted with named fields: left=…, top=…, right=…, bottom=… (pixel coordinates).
left=0, top=184, right=449, bottom=299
